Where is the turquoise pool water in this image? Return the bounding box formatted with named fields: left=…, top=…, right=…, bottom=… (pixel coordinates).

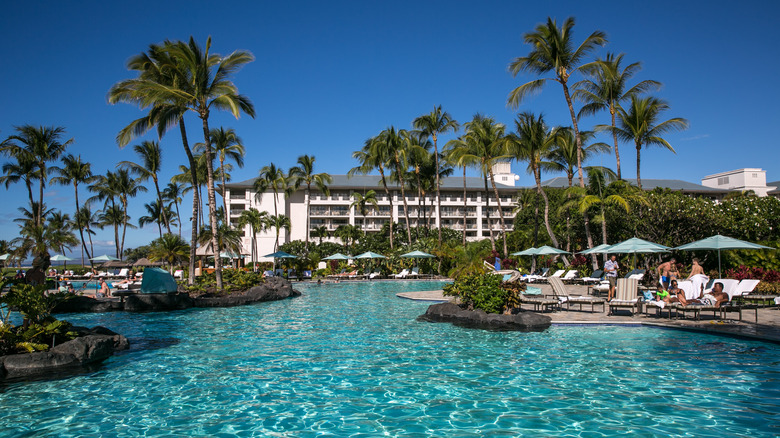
left=2, top=280, right=779, bottom=437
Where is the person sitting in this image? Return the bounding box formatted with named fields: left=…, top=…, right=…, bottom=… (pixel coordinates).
left=67, top=282, right=75, bottom=294
left=677, top=281, right=729, bottom=308
left=98, top=279, right=111, bottom=298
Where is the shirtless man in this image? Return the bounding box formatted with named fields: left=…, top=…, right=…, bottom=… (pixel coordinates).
left=657, top=258, right=677, bottom=289
left=677, top=282, right=729, bottom=307
left=686, top=258, right=704, bottom=279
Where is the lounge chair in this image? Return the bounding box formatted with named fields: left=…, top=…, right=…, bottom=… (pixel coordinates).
left=561, top=270, right=579, bottom=283
left=518, top=292, right=560, bottom=312
left=608, top=278, right=640, bottom=315
left=407, top=267, right=421, bottom=278
left=523, top=268, right=549, bottom=283
left=173, top=270, right=184, bottom=280
left=327, top=269, right=346, bottom=279
left=303, top=270, right=312, bottom=279
left=581, top=269, right=603, bottom=284
left=116, top=268, right=129, bottom=278
left=288, top=270, right=298, bottom=280
left=369, top=271, right=382, bottom=279
left=548, top=277, right=606, bottom=313
left=547, top=270, right=565, bottom=280
left=264, top=270, right=275, bottom=277
left=393, top=269, right=409, bottom=279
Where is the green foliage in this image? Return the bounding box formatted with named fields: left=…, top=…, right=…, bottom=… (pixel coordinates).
left=0, top=284, right=77, bottom=355
left=123, top=245, right=151, bottom=263
left=3, top=284, right=72, bottom=325
left=755, top=282, right=780, bottom=294
left=181, top=269, right=265, bottom=295
left=443, top=273, right=507, bottom=314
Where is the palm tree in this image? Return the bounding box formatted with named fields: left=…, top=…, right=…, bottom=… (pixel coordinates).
left=405, top=132, right=432, bottom=233
left=139, top=199, right=169, bottom=238
left=172, top=154, right=211, bottom=233
left=413, top=106, right=459, bottom=247
left=574, top=53, right=661, bottom=179
left=0, top=153, right=37, bottom=215
left=351, top=190, right=379, bottom=229
left=98, top=204, right=127, bottom=258
left=349, top=136, right=396, bottom=249
left=606, top=96, right=689, bottom=190
left=195, top=127, right=245, bottom=214
left=163, top=181, right=185, bottom=237
left=289, top=155, right=332, bottom=246
left=237, top=208, right=269, bottom=272
left=149, top=233, right=190, bottom=275
left=311, top=225, right=329, bottom=245
left=1, top=125, right=73, bottom=226
left=75, top=205, right=100, bottom=260
left=51, top=154, right=96, bottom=265
left=255, top=163, right=286, bottom=218
left=48, top=211, right=78, bottom=259
left=334, top=224, right=362, bottom=252
left=506, top=112, right=565, bottom=256
left=447, top=115, right=510, bottom=257
left=118, top=140, right=171, bottom=233
left=113, top=168, right=147, bottom=258
left=197, top=209, right=243, bottom=258
left=381, top=127, right=413, bottom=245
left=443, top=138, right=471, bottom=245
left=266, top=214, right=291, bottom=252
left=108, top=42, right=201, bottom=285
left=508, top=16, right=607, bottom=189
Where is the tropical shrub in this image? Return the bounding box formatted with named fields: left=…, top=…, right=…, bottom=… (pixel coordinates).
left=724, top=266, right=780, bottom=283
left=0, top=283, right=77, bottom=355
left=443, top=273, right=517, bottom=314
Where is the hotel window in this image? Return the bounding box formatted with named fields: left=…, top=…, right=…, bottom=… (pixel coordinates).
left=717, top=176, right=729, bottom=185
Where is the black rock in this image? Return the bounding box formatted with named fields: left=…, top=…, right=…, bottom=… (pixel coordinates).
left=192, top=277, right=301, bottom=308
left=53, top=296, right=122, bottom=313
left=123, top=292, right=193, bottom=312
left=420, top=302, right=551, bottom=331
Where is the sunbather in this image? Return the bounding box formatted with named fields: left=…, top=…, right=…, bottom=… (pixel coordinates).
left=677, top=282, right=729, bottom=307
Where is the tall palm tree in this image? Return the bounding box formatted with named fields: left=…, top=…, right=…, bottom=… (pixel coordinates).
left=508, top=16, right=607, bottom=190
left=113, top=168, right=147, bottom=258
left=606, top=96, right=689, bottom=190
left=99, top=204, right=127, bottom=258
left=237, top=208, right=268, bottom=272
left=506, top=113, right=564, bottom=255
left=1, top=125, right=73, bottom=226
left=405, top=132, right=432, bottom=233
left=413, top=106, right=459, bottom=247
left=163, top=181, right=185, bottom=237
left=255, top=163, right=286, bottom=218
left=139, top=199, right=168, bottom=238
left=266, top=214, right=291, bottom=252
left=51, top=154, right=96, bottom=265
left=0, top=153, right=37, bottom=214
left=334, top=224, right=362, bottom=252
left=382, top=127, right=413, bottom=245
left=108, top=42, right=201, bottom=285
left=48, top=211, right=78, bottom=259
left=118, top=140, right=171, bottom=233
left=350, top=190, right=379, bottom=228
left=75, top=205, right=99, bottom=260
left=172, top=154, right=211, bottom=234
left=443, top=139, right=471, bottom=245
left=289, top=155, right=332, bottom=246
left=447, top=115, right=510, bottom=256
left=574, top=53, right=661, bottom=180
left=195, top=127, right=245, bottom=214
left=349, top=136, right=396, bottom=249
left=162, top=37, right=255, bottom=290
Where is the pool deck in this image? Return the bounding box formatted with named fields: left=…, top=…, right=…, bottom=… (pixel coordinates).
left=398, top=284, right=780, bottom=344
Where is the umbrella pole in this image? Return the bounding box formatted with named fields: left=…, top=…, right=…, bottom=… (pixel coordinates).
left=718, top=249, right=722, bottom=278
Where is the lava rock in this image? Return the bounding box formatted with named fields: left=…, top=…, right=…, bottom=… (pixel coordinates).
left=53, top=296, right=122, bottom=313
left=123, top=292, right=193, bottom=312
left=420, top=302, right=551, bottom=331
left=192, top=277, right=301, bottom=308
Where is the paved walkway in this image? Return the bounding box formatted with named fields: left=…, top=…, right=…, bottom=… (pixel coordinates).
left=398, top=285, right=780, bottom=344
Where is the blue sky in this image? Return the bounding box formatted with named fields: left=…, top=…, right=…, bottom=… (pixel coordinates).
left=2, top=0, right=778, bottom=258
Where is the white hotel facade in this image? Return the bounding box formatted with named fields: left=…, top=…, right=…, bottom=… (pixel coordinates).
left=223, top=163, right=520, bottom=259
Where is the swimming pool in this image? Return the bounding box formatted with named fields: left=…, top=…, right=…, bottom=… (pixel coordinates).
left=2, top=280, right=778, bottom=436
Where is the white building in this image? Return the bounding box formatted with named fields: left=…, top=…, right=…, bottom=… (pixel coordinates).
left=701, top=168, right=772, bottom=197
left=224, top=165, right=519, bottom=259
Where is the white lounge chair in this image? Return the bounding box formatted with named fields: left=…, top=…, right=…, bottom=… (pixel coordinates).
left=581, top=269, right=603, bottom=284
left=561, top=270, right=579, bottom=283
left=173, top=270, right=184, bottom=280
left=394, top=269, right=409, bottom=279
left=117, top=268, right=129, bottom=278
left=369, top=271, right=382, bottom=279
left=548, top=270, right=565, bottom=280
left=407, top=267, right=421, bottom=278
left=729, top=279, right=760, bottom=300
left=548, top=277, right=606, bottom=312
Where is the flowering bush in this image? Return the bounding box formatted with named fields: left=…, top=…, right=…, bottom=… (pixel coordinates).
left=724, top=265, right=780, bottom=283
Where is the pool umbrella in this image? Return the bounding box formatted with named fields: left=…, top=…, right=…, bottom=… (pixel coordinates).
left=534, top=245, right=571, bottom=255
left=674, top=234, right=774, bottom=277
left=0, top=253, right=11, bottom=261
left=399, top=250, right=435, bottom=259
left=606, top=238, right=670, bottom=254
left=90, top=254, right=120, bottom=262
left=579, top=244, right=613, bottom=255
left=510, top=247, right=538, bottom=256
left=262, top=250, right=297, bottom=270
left=322, top=253, right=351, bottom=260
left=50, top=254, right=73, bottom=271
left=354, top=251, right=386, bottom=259
left=220, top=252, right=245, bottom=259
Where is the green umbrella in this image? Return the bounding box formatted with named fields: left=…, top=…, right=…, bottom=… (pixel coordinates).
left=50, top=254, right=73, bottom=261
left=510, top=247, right=538, bottom=256
left=354, top=251, right=386, bottom=259
left=534, top=245, right=571, bottom=255
left=675, top=234, right=774, bottom=277
left=0, top=253, right=10, bottom=261
left=322, top=253, right=351, bottom=260
left=579, top=244, right=613, bottom=255
left=400, top=250, right=435, bottom=258
left=606, top=237, right=670, bottom=254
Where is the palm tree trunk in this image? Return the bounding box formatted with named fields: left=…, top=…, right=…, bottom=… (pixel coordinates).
left=394, top=154, right=412, bottom=245
left=304, top=184, right=311, bottom=246
left=636, top=142, right=643, bottom=190
left=378, top=167, right=394, bottom=250
left=561, top=82, right=586, bottom=189
left=462, top=167, right=467, bottom=246
left=38, top=171, right=45, bottom=227
left=200, top=116, right=222, bottom=290
left=73, top=184, right=91, bottom=263
left=433, top=134, right=442, bottom=248
left=220, top=157, right=229, bottom=217
left=252, top=229, right=257, bottom=272
left=601, top=205, right=608, bottom=245
left=483, top=175, right=495, bottom=252
left=610, top=104, right=621, bottom=180
left=583, top=210, right=597, bottom=270
left=154, top=177, right=172, bottom=234
left=180, top=119, right=198, bottom=285
left=113, top=224, right=120, bottom=259
left=415, top=170, right=423, bottom=239
left=120, top=200, right=129, bottom=259
left=535, top=169, right=567, bottom=265
left=488, top=167, right=508, bottom=257
left=173, top=199, right=182, bottom=238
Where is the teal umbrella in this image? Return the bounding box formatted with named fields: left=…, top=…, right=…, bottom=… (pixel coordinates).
left=90, top=254, right=120, bottom=262
left=400, top=250, right=434, bottom=259
left=50, top=254, right=73, bottom=262
left=220, top=252, right=245, bottom=259
left=262, top=251, right=297, bottom=259
left=579, top=244, right=612, bottom=255
left=675, top=234, right=774, bottom=277
left=322, top=253, right=351, bottom=260
left=535, top=245, right=570, bottom=255
left=355, top=251, right=386, bottom=259
left=0, top=253, right=10, bottom=261
left=606, top=238, right=670, bottom=254
left=511, top=247, right=538, bottom=256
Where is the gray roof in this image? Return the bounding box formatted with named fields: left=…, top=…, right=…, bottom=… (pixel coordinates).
left=540, top=176, right=731, bottom=193
left=768, top=181, right=780, bottom=195
left=226, top=174, right=519, bottom=192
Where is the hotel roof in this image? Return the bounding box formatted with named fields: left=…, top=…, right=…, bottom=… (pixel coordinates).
left=539, top=176, right=730, bottom=194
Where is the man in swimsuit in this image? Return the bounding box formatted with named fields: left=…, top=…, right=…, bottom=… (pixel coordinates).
left=686, top=258, right=704, bottom=279
left=657, top=258, right=677, bottom=289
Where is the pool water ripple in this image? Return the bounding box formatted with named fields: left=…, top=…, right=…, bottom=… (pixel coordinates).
left=1, top=280, right=779, bottom=436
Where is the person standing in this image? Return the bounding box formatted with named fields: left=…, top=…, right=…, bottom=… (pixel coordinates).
left=657, top=258, right=677, bottom=289
left=604, top=255, right=619, bottom=301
